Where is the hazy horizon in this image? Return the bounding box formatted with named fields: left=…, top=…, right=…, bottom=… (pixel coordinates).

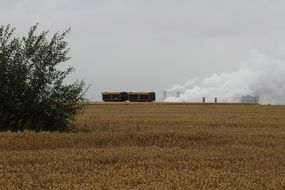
left=1, top=0, right=285, bottom=103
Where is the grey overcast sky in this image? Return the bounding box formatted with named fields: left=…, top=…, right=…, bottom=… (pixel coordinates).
left=1, top=0, right=285, bottom=101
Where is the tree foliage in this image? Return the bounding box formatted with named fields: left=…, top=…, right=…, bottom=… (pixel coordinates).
left=0, top=24, right=87, bottom=131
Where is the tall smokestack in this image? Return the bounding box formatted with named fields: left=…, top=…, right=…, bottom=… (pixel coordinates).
left=255, top=96, right=260, bottom=104
left=164, top=51, right=285, bottom=104
left=176, top=91, right=180, bottom=98
left=163, top=91, right=167, bottom=101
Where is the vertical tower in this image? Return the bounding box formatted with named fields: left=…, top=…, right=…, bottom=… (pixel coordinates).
left=163, top=91, right=167, bottom=101
left=255, top=96, right=260, bottom=104
left=176, top=91, right=180, bottom=98
left=202, top=97, right=206, bottom=103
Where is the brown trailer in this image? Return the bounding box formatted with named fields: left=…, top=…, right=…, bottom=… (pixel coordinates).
left=128, top=92, right=155, bottom=102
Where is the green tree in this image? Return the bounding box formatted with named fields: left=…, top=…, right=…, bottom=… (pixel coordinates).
left=0, top=24, right=87, bottom=131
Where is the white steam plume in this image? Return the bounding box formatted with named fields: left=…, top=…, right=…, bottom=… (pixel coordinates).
left=165, top=51, right=285, bottom=104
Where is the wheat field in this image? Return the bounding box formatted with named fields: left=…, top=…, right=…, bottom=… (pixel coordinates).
left=1, top=103, right=285, bottom=189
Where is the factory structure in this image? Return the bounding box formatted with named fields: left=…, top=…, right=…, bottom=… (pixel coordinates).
left=101, top=90, right=260, bottom=104
left=102, top=92, right=155, bottom=102
left=162, top=90, right=260, bottom=104
left=241, top=95, right=260, bottom=104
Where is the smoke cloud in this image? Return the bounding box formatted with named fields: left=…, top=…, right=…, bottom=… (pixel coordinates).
left=165, top=51, right=285, bottom=104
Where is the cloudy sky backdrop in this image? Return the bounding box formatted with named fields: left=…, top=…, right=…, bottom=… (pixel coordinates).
left=1, top=0, right=285, bottom=101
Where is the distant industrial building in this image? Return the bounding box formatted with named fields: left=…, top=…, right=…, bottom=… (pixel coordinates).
left=176, top=91, right=180, bottom=98
left=102, top=92, right=155, bottom=102
left=102, top=92, right=128, bottom=102
left=163, top=91, right=167, bottom=101
left=128, top=92, right=156, bottom=102
left=241, top=95, right=259, bottom=104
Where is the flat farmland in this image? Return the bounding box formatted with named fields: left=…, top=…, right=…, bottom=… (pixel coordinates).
left=1, top=103, right=285, bottom=189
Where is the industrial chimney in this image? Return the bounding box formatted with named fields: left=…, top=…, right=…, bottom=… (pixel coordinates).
left=163, top=91, right=167, bottom=101
left=176, top=91, right=180, bottom=98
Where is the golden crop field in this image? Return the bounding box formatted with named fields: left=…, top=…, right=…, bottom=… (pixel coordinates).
left=1, top=103, right=285, bottom=189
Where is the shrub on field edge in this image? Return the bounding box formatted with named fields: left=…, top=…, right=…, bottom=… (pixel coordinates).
left=0, top=24, right=88, bottom=131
